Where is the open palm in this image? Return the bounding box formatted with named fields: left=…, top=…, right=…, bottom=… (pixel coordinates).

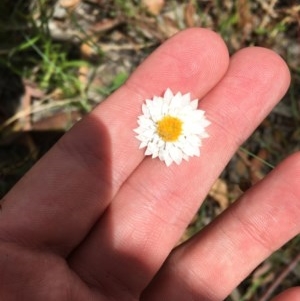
left=0, top=28, right=299, bottom=301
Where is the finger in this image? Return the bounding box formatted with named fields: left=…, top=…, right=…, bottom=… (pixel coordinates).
left=0, top=28, right=229, bottom=256
left=70, top=47, right=291, bottom=297
left=271, top=287, right=300, bottom=301
left=141, top=153, right=300, bottom=301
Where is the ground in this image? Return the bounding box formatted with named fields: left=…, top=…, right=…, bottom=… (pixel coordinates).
left=0, top=0, right=299, bottom=300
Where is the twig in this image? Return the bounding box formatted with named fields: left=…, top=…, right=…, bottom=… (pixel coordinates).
left=0, top=99, right=79, bottom=131
left=258, top=253, right=300, bottom=301
left=239, top=147, right=275, bottom=169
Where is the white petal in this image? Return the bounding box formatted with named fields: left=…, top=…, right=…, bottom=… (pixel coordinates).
left=169, top=145, right=183, bottom=165
left=162, top=101, right=170, bottom=115
left=190, top=99, right=198, bottom=109
left=164, top=88, right=174, bottom=101
left=181, top=141, right=196, bottom=157
left=133, top=128, right=142, bottom=134
left=183, top=154, right=189, bottom=161
left=137, top=117, right=153, bottom=127
left=139, top=140, right=148, bottom=149
left=170, top=94, right=182, bottom=110
left=145, top=143, right=156, bottom=155
left=164, top=152, right=173, bottom=166
left=200, top=132, right=210, bottom=138
left=142, top=104, right=150, bottom=116
left=181, top=92, right=191, bottom=106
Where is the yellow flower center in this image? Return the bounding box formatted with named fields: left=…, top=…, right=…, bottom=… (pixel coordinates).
left=157, top=115, right=183, bottom=142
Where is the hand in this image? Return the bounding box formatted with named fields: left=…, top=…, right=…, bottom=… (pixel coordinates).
left=0, top=28, right=299, bottom=301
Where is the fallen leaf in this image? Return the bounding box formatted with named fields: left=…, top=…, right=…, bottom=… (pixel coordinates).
left=249, top=148, right=268, bottom=183
left=92, top=18, right=123, bottom=33
left=59, top=0, right=81, bottom=9
left=32, top=111, right=81, bottom=131
left=78, top=65, right=89, bottom=88
left=142, top=0, right=165, bottom=16
left=80, top=37, right=98, bottom=59
left=185, top=0, right=196, bottom=27
left=158, top=15, right=180, bottom=38
left=209, top=178, right=229, bottom=211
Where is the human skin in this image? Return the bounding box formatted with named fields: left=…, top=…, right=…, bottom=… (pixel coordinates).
left=0, top=28, right=299, bottom=301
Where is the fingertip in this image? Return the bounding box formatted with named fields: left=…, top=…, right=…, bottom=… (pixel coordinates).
left=272, top=151, right=300, bottom=195
left=284, top=151, right=300, bottom=166
left=231, top=46, right=291, bottom=99
left=161, top=27, right=229, bottom=58
left=271, top=287, right=300, bottom=301
left=126, top=27, right=230, bottom=98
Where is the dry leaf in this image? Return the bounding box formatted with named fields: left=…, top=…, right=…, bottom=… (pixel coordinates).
left=59, top=0, right=81, bottom=9
left=208, top=178, right=229, bottom=211
left=158, top=15, right=180, bottom=38
left=80, top=37, right=98, bottom=59
left=20, top=85, right=33, bottom=131
left=92, top=19, right=123, bottom=33
left=24, top=81, right=44, bottom=99
left=142, top=0, right=165, bottom=16
left=185, top=1, right=196, bottom=27
left=249, top=148, right=268, bottom=184
left=237, top=0, right=254, bottom=40
left=32, top=111, right=81, bottom=131
left=78, top=65, right=89, bottom=88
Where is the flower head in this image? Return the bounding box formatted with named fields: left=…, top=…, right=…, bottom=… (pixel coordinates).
left=134, top=88, right=210, bottom=166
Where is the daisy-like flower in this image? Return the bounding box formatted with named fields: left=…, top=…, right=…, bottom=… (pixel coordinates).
left=134, top=88, right=211, bottom=166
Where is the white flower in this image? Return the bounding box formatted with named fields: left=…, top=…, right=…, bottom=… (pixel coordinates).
left=134, top=88, right=210, bottom=166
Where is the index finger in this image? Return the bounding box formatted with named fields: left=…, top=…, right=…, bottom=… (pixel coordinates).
left=0, top=28, right=229, bottom=255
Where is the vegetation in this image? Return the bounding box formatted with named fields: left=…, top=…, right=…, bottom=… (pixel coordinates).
left=0, top=0, right=299, bottom=300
